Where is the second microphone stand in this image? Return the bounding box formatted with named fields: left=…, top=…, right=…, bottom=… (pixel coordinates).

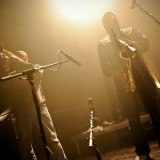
left=88, top=98, right=102, bottom=160
left=0, top=59, right=69, bottom=160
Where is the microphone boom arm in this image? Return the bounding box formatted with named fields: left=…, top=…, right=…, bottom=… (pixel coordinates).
left=0, top=59, right=69, bottom=82
left=132, top=1, right=160, bottom=25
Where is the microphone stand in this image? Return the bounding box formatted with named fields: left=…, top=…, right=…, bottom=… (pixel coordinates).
left=88, top=109, right=102, bottom=160
left=0, top=59, right=69, bottom=160
left=89, top=107, right=94, bottom=148
left=88, top=98, right=102, bottom=160
left=133, top=1, right=160, bottom=25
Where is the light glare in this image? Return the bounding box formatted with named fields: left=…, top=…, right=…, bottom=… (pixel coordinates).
left=52, top=0, right=116, bottom=24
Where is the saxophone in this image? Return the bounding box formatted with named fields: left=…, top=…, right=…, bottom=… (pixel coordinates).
left=116, top=36, right=136, bottom=93
left=109, top=25, right=136, bottom=92
left=122, top=56, right=136, bottom=92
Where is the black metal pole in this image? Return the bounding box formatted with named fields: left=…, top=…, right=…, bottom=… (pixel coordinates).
left=134, top=2, right=160, bottom=25
left=26, top=73, right=50, bottom=160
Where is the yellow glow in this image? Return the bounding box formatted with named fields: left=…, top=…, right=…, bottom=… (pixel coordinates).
left=155, top=80, right=160, bottom=89
left=51, top=0, right=116, bottom=24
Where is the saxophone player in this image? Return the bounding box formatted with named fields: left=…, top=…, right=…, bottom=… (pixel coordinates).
left=98, top=11, right=160, bottom=160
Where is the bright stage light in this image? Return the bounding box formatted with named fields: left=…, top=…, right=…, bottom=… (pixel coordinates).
left=51, top=0, right=116, bottom=24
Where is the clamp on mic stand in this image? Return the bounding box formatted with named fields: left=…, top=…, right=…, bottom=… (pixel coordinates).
left=87, top=98, right=102, bottom=160
left=131, top=0, right=160, bottom=25
left=0, top=59, right=69, bottom=160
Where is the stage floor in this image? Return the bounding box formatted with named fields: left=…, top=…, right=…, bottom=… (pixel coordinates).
left=76, top=140, right=160, bottom=160
left=0, top=113, right=158, bottom=160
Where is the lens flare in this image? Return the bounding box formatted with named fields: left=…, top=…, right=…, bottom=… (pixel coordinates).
left=50, top=0, right=116, bottom=24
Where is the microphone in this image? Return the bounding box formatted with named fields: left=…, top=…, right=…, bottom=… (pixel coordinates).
left=58, top=50, right=82, bottom=67
left=130, top=0, right=136, bottom=9
left=117, top=38, right=137, bottom=53
left=110, top=27, right=137, bottom=54
left=88, top=98, right=95, bottom=116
